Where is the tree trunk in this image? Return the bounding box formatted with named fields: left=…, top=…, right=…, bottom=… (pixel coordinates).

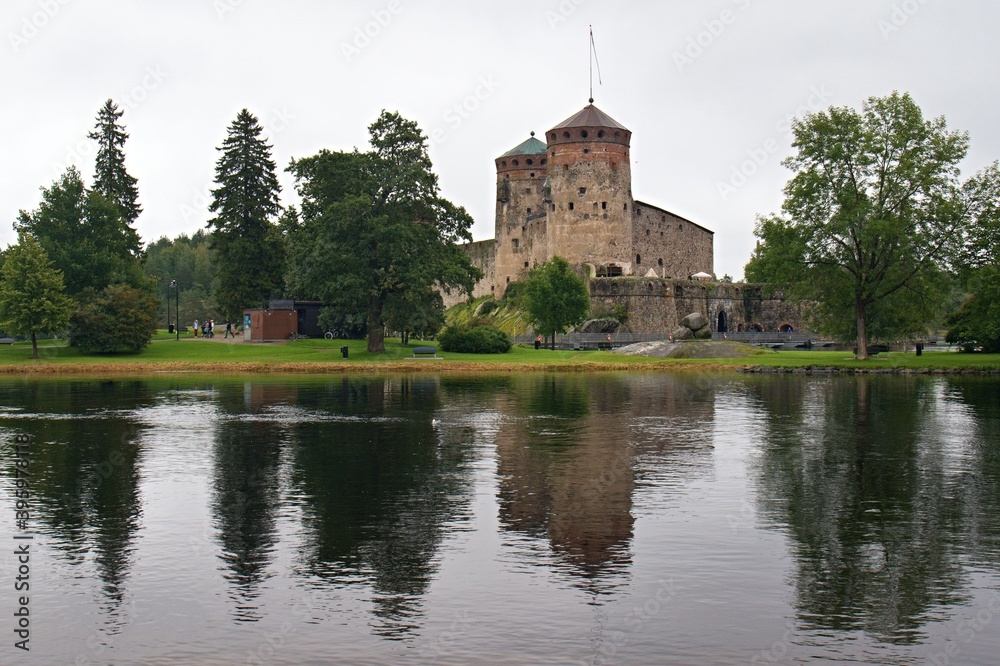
left=855, top=297, right=868, bottom=361
left=367, top=307, right=386, bottom=353
left=550, top=333, right=555, bottom=351
left=31, top=331, right=38, bottom=359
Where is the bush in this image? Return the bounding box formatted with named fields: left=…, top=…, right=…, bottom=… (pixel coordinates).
left=70, top=284, right=159, bottom=354
left=438, top=324, right=512, bottom=354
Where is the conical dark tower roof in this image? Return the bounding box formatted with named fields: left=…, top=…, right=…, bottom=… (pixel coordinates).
left=549, top=103, right=628, bottom=131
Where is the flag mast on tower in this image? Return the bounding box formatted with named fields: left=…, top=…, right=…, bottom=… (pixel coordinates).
left=589, top=25, right=603, bottom=104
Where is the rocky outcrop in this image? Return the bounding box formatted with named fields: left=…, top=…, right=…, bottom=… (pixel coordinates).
left=672, top=312, right=712, bottom=340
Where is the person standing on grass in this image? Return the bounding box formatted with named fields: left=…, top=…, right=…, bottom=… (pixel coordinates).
left=193, top=319, right=199, bottom=337
left=225, top=321, right=233, bottom=338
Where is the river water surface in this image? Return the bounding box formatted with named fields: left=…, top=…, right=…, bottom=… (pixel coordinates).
left=1, top=373, right=998, bottom=664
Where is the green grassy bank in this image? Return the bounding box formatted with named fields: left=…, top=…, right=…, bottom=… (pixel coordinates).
left=1, top=334, right=998, bottom=374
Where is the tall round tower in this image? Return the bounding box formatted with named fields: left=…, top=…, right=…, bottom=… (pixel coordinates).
left=545, top=103, right=635, bottom=276
left=494, top=132, right=549, bottom=296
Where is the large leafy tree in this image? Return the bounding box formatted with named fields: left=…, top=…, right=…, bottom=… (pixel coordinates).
left=89, top=99, right=143, bottom=229
left=286, top=111, right=480, bottom=353
left=523, top=255, right=590, bottom=350
left=945, top=162, right=1000, bottom=351
left=207, top=109, right=285, bottom=321
left=744, top=92, right=969, bottom=359
left=15, top=167, right=145, bottom=294
left=0, top=233, right=74, bottom=359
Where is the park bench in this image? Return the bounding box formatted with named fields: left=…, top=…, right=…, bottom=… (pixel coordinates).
left=853, top=344, right=890, bottom=358
left=0, top=338, right=15, bottom=345
left=410, top=345, right=441, bottom=359
left=597, top=342, right=612, bottom=351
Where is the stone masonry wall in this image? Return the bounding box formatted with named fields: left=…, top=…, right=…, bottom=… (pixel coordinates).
left=589, top=278, right=804, bottom=334
left=631, top=202, right=714, bottom=280
left=442, top=238, right=495, bottom=309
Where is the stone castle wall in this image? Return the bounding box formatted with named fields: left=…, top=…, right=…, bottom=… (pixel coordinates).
left=589, top=278, right=804, bottom=334
left=631, top=202, right=713, bottom=280
left=442, top=239, right=495, bottom=309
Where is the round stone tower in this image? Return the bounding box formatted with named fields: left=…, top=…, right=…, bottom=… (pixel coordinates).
left=494, top=132, right=549, bottom=296
left=544, top=102, right=635, bottom=276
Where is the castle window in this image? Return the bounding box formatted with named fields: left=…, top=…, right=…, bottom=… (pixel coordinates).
left=624, top=203, right=628, bottom=211
left=521, top=226, right=526, bottom=233
left=602, top=201, right=607, bottom=210
left=646, top=229, right=650, bottom=236
left=598, top=130, right=605, bottom=138
left=611, top=162, right=618, bottom=170
left=525, top=188, right=532, bottom=194
left=563, top=164, right=569, bottom=171
left=551, top=151, right=556, bottom=157
left=526, top=208, right=531, bottom=214
left=636, top=254, right=641, bottom=265
left=583, top=149, right=590, bottom=154
left=581, top=130, right=589, bottom=138
left=562, top=131, right=570, bottom=139
left=501, top=161, right=507, bottom=167
left=512, top=238, right=519, bottom=249
left=506, top=277, right=510, bottom=284
left=579, top=187, right=586, bottom=195
left=526, top=159, right=533, bottom=166
left=541, top=159, right=546, bottom=165
left=658, top=258, right=663, bottom=267
left=678, top=224, right=683, bottom=231
left=551, top=203, right=556, bottom=211
left=569, top=202, right=574, bottom=211
left=524, top=261, right=529, bottom=268
left=512, top=159, right=519, bottom=166
left=530, top=173, right=535, bottom=178
left=550, top=133, right=556, bottom=141
left=615, top=131, right=621, bottom=138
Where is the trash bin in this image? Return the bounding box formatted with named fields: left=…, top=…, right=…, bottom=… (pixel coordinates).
left=168, top=324, right=174, bottom=334
left=340, top=346, right=349, bottom=359
left=534, top=339, right=541, bottom=350
left=916, top=342, right=924, bottom=356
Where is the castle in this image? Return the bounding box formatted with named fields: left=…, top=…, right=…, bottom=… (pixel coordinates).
left=450, top=101, right=803, bottom=336
left=456, top=101, right=715, bottom=301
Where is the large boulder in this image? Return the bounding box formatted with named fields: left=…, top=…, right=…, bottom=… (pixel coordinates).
left=578, top=317, right=621, bottom=334
left=681, top=312, right=708, bottom=331
left=693, top=325, right=713, bottom=339
left=672, top=325, right=693, bottom=340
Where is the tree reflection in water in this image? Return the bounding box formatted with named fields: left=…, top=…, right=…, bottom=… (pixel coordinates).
left=747, top=375, right=1000, bottom=643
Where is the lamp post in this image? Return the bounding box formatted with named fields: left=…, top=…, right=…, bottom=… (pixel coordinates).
left=166, top=280, right=172, bottom=334
left=169, top=280, right=179, bottom=341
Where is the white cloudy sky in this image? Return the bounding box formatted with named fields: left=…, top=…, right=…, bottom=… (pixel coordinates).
left=3, top=0, right=998, bottom=279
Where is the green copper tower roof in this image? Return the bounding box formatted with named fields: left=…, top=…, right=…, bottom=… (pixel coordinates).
left=499, top=132, right=548, bottom=158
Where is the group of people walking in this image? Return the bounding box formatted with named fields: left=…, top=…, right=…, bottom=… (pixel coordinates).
left=192, top=320, right=236, bottom=338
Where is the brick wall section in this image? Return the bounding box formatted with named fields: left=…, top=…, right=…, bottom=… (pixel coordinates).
left=631, top=202, right=714, bottom=280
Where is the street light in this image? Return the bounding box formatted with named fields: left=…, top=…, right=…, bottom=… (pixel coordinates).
left=169, top=280, right=179, bottom=341
left=166, top=280, right=172, bottom=334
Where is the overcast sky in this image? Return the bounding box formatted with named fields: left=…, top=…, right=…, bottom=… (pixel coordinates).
left=4, top=0, right=998, bottom=279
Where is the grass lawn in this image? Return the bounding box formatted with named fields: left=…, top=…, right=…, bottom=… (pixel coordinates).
left=1, top=333, right=998, bottom=373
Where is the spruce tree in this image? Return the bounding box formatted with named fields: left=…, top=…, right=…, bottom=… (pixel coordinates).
left=89, top=99, right=143, bottom=232
left=208, top=109, right=284, bottom=320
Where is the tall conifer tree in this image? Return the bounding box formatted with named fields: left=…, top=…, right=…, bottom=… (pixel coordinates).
left=207, top=109, right=284, bottom=320
left=89, top=99, right=143, bottom=234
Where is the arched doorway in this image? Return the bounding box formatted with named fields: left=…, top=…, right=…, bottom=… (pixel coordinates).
left=717, top=311, right=728, bottom=333
left=779, top=323, right=794, bottom=333
left=749, top=323, right=763, bottom=332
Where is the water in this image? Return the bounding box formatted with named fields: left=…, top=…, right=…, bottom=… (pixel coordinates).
left=0, top=373, right=998, bottom=664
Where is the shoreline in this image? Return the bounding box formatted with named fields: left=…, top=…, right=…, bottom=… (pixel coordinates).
left=0, top=360, right=998, bottom=377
